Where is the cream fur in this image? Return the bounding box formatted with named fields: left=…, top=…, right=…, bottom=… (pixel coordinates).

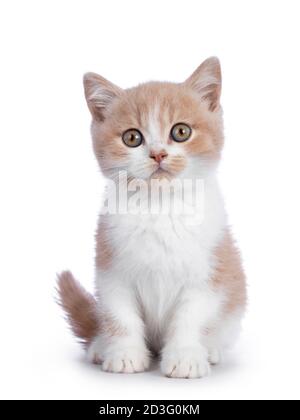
left=58, top=57, right=247, bottom=379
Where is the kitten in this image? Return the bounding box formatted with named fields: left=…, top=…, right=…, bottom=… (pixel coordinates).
left=58, top=57, right=247, bottom=378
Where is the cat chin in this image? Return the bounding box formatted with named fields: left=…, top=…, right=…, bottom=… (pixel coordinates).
left=150, top=168, right=174, bottom=180
left=128, top=168, right=177, bottom=182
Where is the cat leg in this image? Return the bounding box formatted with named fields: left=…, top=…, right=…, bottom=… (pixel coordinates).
left=160, top=288, right=222, bottom=379
left=88, top=283, right=150, bottom=374
left=201, top=325, right=223, bottom=366
left=208, top=346, right=222, bottom=365
left=204, top=309, right=244, bottom=366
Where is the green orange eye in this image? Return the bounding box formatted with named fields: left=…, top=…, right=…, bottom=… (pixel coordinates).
left=171, top=123, right=192, bottom=142
left=122, top=129, right=143, bottom=148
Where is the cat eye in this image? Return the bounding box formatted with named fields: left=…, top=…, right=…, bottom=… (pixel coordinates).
left=171, top=123, right=192, bottom=142
left=122, top=129, right=144, bottom=148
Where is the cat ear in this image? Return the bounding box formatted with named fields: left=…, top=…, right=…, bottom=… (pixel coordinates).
left=185, top=57, right=222, bottom=112
left=83, top=73, right=123, bottom=121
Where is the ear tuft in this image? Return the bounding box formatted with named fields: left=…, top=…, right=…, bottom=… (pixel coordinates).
left=185, top=57, right=222, bottom=111
left=83, top=73, right=123, bottom=121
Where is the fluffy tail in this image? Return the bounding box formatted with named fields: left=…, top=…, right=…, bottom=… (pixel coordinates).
left=57, top=271, right=99, bottom=346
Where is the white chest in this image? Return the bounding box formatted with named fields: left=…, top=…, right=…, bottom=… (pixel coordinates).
left=100, top=175, right=226, bottom=286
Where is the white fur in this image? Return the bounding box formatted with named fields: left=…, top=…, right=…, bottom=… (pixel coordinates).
left=87, top=169, right=243, bottom=378
left=87, top=96, right=244, bottom=378
left=90, top=86, right=111, bottom=103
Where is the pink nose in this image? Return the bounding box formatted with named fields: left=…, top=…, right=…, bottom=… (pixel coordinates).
left=150, top=150, right=168, bottom=164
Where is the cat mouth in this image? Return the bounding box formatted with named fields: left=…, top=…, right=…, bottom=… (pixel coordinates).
left=154, top=167, right=167, bottom=174
left=151, top=167, right=173, bottom=179
left=152, top=167, right=168, bottom=175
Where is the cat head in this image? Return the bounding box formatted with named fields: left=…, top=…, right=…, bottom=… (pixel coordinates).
left=84, top=57, right=224, bottom=181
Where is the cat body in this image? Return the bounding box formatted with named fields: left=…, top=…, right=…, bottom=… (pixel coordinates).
left=58, top=58, right=247, bottom=378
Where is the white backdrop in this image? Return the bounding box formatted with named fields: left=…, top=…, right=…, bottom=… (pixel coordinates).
left=0, top=0, right=300, bottom=400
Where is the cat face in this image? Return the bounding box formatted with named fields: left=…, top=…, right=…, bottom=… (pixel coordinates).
left=84, top=57, right=224, bottom=181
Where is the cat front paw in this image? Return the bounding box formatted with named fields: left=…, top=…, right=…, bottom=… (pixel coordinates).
left=102, top=347, right=151, bottom=374
left=161, top=346, right=210, bottom=379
